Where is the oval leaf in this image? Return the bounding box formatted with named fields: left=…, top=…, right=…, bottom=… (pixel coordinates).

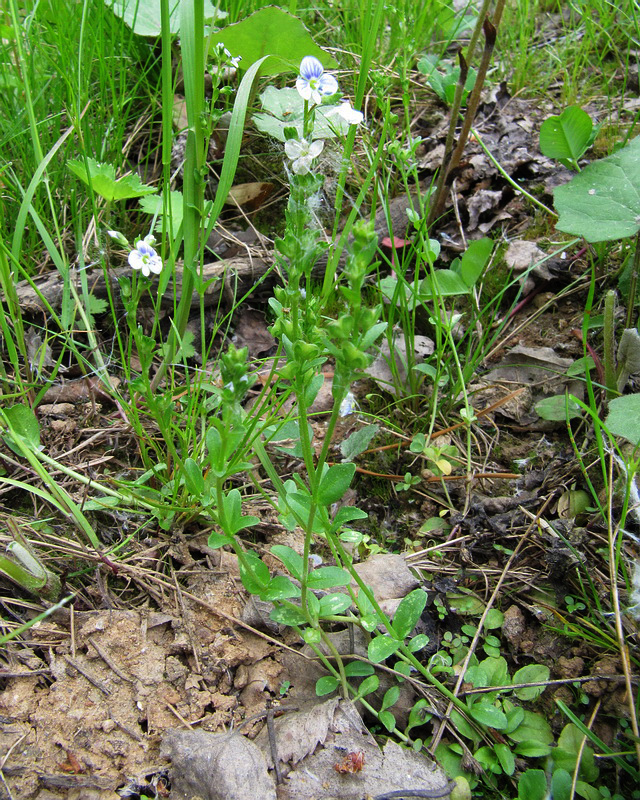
left=392, top=588, right=428, bottom=640
left=368, top=635, right=401, bottom=663
left=469, top=702, right=508, bottom=730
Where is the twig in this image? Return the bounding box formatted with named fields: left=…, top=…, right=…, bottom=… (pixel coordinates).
left=62, top=654, right=110, bottom=696
left=88, top=635, right=133, bottom=683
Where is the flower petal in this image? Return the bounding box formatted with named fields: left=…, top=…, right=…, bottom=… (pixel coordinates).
left=308, top=140, right=324, bottom=158
left=318, top=73, right=338, bottom=97
left=285, top=139, right=305, bottom=159
left=296, top=77, right=313, bottom=101
left=292, top=156, right=312, bottom=175
left=299, top=56, right=324, bottom=81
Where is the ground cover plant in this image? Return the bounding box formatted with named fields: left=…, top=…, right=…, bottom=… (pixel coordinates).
left=1, top=0, right=640, bottom=798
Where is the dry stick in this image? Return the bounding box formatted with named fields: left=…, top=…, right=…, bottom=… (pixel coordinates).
left=428, top=494, right=553, bottom=755
left=606, top=455, right=640, bottom=764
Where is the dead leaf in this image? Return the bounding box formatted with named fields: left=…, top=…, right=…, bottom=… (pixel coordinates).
left=232, top=310, right=276, bottom=358
left=161, top=729, right=277, bottom=800
left=256, top=698, right=340, bottom=767
left=225, top=182, right=274, bottom=210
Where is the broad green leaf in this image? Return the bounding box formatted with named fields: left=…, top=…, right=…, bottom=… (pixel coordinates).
left=392, top=589, right=427, bottom=640
left=381, top=685, right=400, bottom=710
left=605, top=393, right=640, bottom=445
left=318, top=592, right=352, bottom=617
left=104, top=0, right=225, bottom=36
left=464, top=666, right=488, bottom=688
left=317, top=463, right=356, bottom=506
left=551, top=769, right=572, bottom=800
left=468, top=702, right=507, bottom=730
left=332, top=505, right=368, bottom=528
left=183, top=458, right=204, bottom=496
left=340, top=424, right=379, bottom=461
left=344, top=662, right=375, bottom=677
left=68, top=158, right=156, bottom=201
left=507, top=710, right=554, bottom=745
left=483, top=609, right=504, bottom=629
left=356, top=674, right=379, bottom=697
left=535, top=394, right=583, bottom=421
left=540, top=106, right=593, bottom=163
left=479, top=655, right=509, bottom=688
left=270, top=545, right=304, bottom=580
left=207, top=530, right=231, bottom=549
left=261, top=575, right=300, bottom=601
left=514, top=739, right=553, bottom=757
left=450, top=709, right=479, bottom=742
left=454, top=237, right=493, bottom=288
left=554, top=724, right=599, bottom=782
left=504, top=706, right=525, bottom=734
left=208, top=7, right=337, bottom=76
left=512, top=663, right=550, bottom=700
left=368, top=635, right=401, bottom=663
left=238, top=551, right=270, bottom=594
left=518, top=769, right=548, bottom=800
left=554, top=136, right=640, bottom=242
left=306, top=566, right=351, bottom=590
left=270, top=604, right=307, bottom=626
left=2, top=404, right=41, bottom=451
left=420, top=269, right=470, bottom=299
left=379, top=710, right=396, bottom=732
left=316, top=675, right=339, bottom=696
left=494, top=742, right=515, bottom=775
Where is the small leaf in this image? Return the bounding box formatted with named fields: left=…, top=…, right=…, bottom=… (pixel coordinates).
left=183, top=458, right=204, bottom=496
left=2, top=404, right=41, bottom=452
left=207, top=530, right=231, bottom=549
left=494, top=742, right=515, bottom=775
left=381, top=685, right=400, bottom=711
left=605, top=393, right=640, bottom=445
left=507, top=710, right=554, bottom=744
left=261, top=575, right=300, bottom=601
left=551, top=769, right=572, bottom=800
left=456, top=237, right=493, bottom=288
left=512, top=664, right=550, bottom=700
left=340, top=424, right=379, bottom=461
left=306, top=566, right=351, bottom=590
left=316, top=675, right=339, bottom=696
left=318, top=592, right=352, bottom=617
left=468, top=701, right=508, bottom=730
left=540, top=106, right=593, bottom=163
left=317, top=463, right=356, bottom=505
left=484, top=609, right=504, bottom=629
left=518, top=769, right=548, bottom=800
left=270, top=545, right=304, bottom=580
left=344, top=662, right=375, bottom=677
left=270, top=604, right=307, bottom=626
left=534, top=394, right=583, bottom=421
left=303, top=628, right=322, bottom=644
left=514, top=740, right=553, bottom=757
left=379, top=710, right=396, bottom=732
left=368, top=635, right=401, bottom=663
left=238, top=552, right=270, bottom=594
left=407, top=633, right=430, bottom=653
left=356, top=674, right=379, bottom=698
left=392, top=588, right=428, bottom=640
left=332, top=505, right=368, bottom=528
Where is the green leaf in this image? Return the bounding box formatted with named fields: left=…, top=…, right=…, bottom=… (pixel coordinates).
left=340, top=424, right=379, bottom=461
left=512, top=664, right=550, bottom=700
left=554, top=724, right=599, bottom=782
left=306, top=566, right=351, bottom=590
left=450, top=709, right=479, bottom=742
left=318, top=592, right=352, bottom=617
left=2, top=404, right=41, bottom=452
left=551, top=769, right=572, bottom=800
left=407, top=634, right=430, bottom=653
left=392, top=589, right=427, bottom=640
left=261, top=575, right=300, bottom=601
left=468, top=702, right=507, bottom=730
left=316, top=675, right=339, bottom=696
left=535, top=394, right=583, bottom=421
left=207, top=530, right=231, bottom=549
left=540, top=106, right=593, bottom=164
left=317, top=463, right=356, bottom=506
left=183, top=458, right=204, bottom=496
left=483, top=609, right=504, bottom=629
left=455, top=238, right=493, bottom=288
left=238, top=551, right=270, bottom=594
left=504, top=706, right=525, bottom=734
left=518, top=769, right=548, bottom=800
left=507, top=710, right=554, bottom=745
left=86, top=295, right=108, bottom=315
left=494, top=743, right=515, bottom=775
left=381, top=685, right=400, bottom=710
left=303, top=627, right=322, bottom=644
left=344, top=662, right=375, bottom=677
left=514, top=739, right=553, bottom=757
left=575, top=781, right=601, bottom=800
left=208, top=7, right=337, bottom=76
left=420, top=269, right=470, bottom=299
left=605, top=393, right=640, bottom=445
left=355, top=674, right=379, bottom=698
left=332, top=505, right=368, bottom=529
left=270, top=545, right=304, bottom=580
left=270, top=604, right=307, bottom=626
left=104, top=0, right=226, bottom=36
left=368, top=635, right=401, bottom=663
left=379, top=709, right=396, bottom=732
left=68, top=158, right=156, bottom=201
left=554, top=136, right=640, bottom=242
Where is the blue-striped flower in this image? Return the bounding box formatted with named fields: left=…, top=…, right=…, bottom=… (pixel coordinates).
left=296, top=56, right=338, bottom=105
left=128, top=235, right=163, bottom=277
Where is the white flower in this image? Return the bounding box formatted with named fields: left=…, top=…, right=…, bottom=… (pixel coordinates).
left=284, top=138, right=324, bottom=175
left=296, top=56, right=338, bottom=105
left=128, top=235, right=163, bottom=277
left=328, top=100, right=364, bottom=125
left=107, top=229, right=128, bottom=246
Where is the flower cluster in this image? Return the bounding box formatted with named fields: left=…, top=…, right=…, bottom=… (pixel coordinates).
left=284, top=56, right=364, bottom=176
